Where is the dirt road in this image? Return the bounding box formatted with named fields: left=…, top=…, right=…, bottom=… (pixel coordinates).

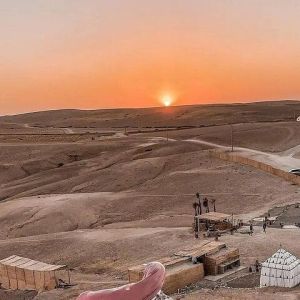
left=186, top=138, right=300, bottom=171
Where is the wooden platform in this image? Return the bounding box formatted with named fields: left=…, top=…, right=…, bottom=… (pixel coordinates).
left=204, top=247, right=240, bottom=275
left=205, top=266, right=246, bottom=282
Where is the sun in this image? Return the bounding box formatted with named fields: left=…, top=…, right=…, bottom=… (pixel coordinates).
left=161, top=95, right=173, bottom=107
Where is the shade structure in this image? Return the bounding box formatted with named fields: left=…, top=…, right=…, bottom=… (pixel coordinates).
left=260, top=249, right=300, bottom=288
left=0, top=255, right=67, bottom=291
left=195, top=212, right=231, bottom=222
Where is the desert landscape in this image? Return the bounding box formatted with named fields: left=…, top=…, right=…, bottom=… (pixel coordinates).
left=0, top=101, right=299, bottom=299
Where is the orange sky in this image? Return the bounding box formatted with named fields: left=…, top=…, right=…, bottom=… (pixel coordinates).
left=1, top=0, right=300, bottom=114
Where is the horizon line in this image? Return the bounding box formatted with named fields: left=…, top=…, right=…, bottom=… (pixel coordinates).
left=1, top=99, right=300, bottom=118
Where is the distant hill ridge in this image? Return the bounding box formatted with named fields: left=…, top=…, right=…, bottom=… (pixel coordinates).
left=1, top=100, right=300, bottom=128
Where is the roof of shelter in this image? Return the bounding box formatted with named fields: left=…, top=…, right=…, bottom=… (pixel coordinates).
left=261, top=249, right=300, bottom=271
left=195, top=212, right=231, bottom=222
left=0, top=255, right=66, bottom=271
left=174, top=241, right=226, bottom=258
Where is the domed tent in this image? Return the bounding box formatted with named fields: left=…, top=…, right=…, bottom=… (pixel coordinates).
left=260, top=249, right=300, bottom=288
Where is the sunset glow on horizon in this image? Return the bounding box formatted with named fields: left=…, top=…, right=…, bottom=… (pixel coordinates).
left=2, top=1, right=300, bottom=114
left=161, top=95, right=174, bottom=107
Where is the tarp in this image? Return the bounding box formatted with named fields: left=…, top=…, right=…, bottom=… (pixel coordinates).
left=77, top=262, right=165, bottom=300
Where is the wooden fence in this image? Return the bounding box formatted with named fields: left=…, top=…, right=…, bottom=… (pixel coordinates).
left=209, top=150, right=300, bottom=185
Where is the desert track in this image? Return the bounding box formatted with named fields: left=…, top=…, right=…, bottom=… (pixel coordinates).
left=186, top=138, right=300, bottom=171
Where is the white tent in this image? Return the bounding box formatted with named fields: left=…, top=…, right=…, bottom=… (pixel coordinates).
left=260, top=249, right=300, bottom=288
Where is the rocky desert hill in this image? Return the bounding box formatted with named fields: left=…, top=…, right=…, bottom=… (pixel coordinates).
left=0, top=100, right=300, bottom=299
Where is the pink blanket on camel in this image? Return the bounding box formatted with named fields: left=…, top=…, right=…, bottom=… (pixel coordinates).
left=77, top=262, right=165, bottom=300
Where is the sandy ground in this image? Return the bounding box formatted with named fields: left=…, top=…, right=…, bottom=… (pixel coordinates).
left=8, top=227, right=298, bottom=300
left=0, top=102, right=300, bottom=299
left=0, top=143, right=298, bottom=239
left=184, top=288, right=300, bottom=300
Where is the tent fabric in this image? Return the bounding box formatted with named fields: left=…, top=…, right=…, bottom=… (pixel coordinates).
left=77, top=262, right=166, bottom=300
left=260, top=249, right=300, bottom=288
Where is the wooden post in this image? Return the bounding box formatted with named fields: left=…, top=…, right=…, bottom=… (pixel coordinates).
left=5, top=265, right=9, bottom=289
left=67, top=269, right=71, bottom=284
left=230, top=124, right=233, bottom=152
left=54, top=271, right=57, bottom=288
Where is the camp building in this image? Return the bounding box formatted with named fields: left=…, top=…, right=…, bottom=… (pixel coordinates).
left=260, top=249, right=300, bottom=288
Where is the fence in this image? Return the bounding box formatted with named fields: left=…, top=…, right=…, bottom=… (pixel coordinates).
left=209, top=150, right=300, bottom=185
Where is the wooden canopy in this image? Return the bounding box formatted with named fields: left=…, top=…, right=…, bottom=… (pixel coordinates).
left=0, top=255, right=67, bottom=291
left=0, top=256, right=66, bottom=272
left=174, top=241, right=226, bottom=259
left=195, top=212, right=231, bottom=222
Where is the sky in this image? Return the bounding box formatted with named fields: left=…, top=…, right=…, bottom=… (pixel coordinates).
left=1, top=0, right=300, bottom=114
